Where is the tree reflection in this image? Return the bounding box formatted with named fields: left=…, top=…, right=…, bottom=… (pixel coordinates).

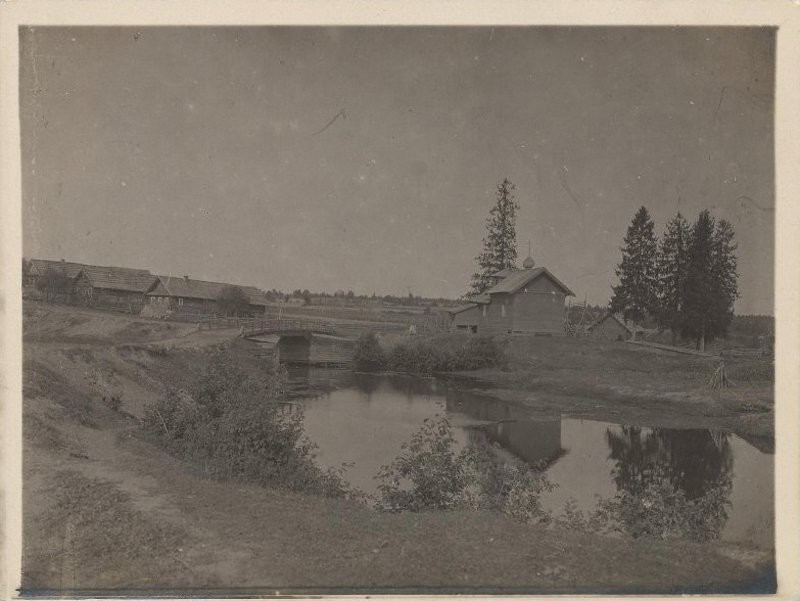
left=603, top=426, right=733, bottom=540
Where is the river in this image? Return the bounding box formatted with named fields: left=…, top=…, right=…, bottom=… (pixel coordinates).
left=287, top=368, right=774, bottom=549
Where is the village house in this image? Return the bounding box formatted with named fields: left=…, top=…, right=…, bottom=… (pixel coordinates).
left=24, top=259, right=87, bottom=303
left=25, top=258, right=84, bottom=287
left=449, top=254, right=575, bottom=336
left=77, top=265, right=159, bottom=312
left=25, top=259, right=157, bottom=311
left=144, top=275, right=269, bottom=317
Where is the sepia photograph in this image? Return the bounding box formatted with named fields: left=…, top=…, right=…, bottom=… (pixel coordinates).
left=3, top=5, right=798, bottom=596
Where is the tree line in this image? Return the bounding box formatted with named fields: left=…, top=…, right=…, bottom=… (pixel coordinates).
left=610, top=207, right=738, bottom=351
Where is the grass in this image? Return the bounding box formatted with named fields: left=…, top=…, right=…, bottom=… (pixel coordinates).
left=23, top=470, right=200, bottom=591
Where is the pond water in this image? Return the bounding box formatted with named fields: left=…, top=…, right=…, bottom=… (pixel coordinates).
left=292, top=370, right=774, bottom=548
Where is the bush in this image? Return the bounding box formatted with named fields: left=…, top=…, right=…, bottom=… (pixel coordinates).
left=352, top=331, right=387, bottom=371
left=142, top=347, right=358, bottom=499
left=375, top=417, right=481, bottom=511
left=591, top=479, right=732, bottom=541
left=387, top=334, right=506, bottom=375
left=374, top=417, right=554, bottom=523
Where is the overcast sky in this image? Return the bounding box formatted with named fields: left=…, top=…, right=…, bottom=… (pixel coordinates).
left=20, top=26, right=775, bottom=313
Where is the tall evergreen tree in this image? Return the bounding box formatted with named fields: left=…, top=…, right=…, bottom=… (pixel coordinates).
left=709, top=218, right=739, bottom=339
left=681, top=211, right=738, bottom=350
left=610, top=206, right=659, bottom=323
left=657, top=212, right=691, bottom=341
left=469, top=178, right=519, bottom=295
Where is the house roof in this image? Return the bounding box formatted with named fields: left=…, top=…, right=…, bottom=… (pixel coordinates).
left=80, top=265, right=158, bottom=293
left=28, top=259, right=85, bottom=279
left=149, top=275, right=268, bottom=306
left=447, top=303, right=479, bottom=315
left=459, top=293, right=491, bottom=305
left=491, top=267, right=516, bottom=279
left=486, top=267, right=575, bottom=296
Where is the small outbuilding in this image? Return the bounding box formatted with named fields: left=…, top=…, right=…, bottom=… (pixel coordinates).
left=587, top=312, right=641, bottom=341
left=448, top=294, right=490, bottom=333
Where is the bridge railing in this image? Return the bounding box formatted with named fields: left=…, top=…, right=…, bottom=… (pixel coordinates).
left=239, top=318, right=337, bottom=337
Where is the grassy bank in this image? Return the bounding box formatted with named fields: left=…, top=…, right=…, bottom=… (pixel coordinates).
left=447, top=334, right=774, bottom=439
left=354, top=332, right=505, bottom=374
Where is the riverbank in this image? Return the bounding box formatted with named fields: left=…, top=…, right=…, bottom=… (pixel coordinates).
left=21, top=303, right=775, bottom=592
left=443, top=334, right=774, bottom=442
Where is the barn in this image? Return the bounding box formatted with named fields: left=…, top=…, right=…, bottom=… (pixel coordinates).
left=145, top=275, right=269, bottom=318
left=450, top=256, right=574, bottom=336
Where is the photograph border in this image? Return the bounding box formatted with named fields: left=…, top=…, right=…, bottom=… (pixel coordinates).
left=1, top=1, right=798, bottom=599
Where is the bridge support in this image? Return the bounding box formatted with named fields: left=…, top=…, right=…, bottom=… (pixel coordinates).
left=276, top=333, right=312, bottom=364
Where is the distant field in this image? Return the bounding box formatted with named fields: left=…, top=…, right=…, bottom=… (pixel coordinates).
left=266, top=302, right=453, bottom=331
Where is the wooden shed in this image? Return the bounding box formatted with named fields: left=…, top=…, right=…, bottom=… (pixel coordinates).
left=587, top=312, right=639, bottom=341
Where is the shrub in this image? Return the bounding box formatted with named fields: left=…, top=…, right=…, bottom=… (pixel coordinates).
left=142, top=347, right=358, bottom=499
left=374, top=417, right=554, bottom=523
left=352, top=331, right=387, bottom=371
left=387, top=334, right=506, bottom=375
left=591, top=479, right=731, bottom=541
left=375, top=417, right=480, bottom=511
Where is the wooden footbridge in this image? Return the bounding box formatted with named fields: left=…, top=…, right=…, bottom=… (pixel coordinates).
left=198, top=316, right=337, bottom=338
left=198, top=316, right=351, bottom=366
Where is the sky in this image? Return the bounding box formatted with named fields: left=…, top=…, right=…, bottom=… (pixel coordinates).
left=20, top=27, right=775, bottom=314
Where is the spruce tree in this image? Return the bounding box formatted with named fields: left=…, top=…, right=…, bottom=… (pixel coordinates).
left=708, top=218, right=739, bottom=339
left=469, top=178, right=519, bottom=295
left=681, top=210, right=738, bottom=350
left=610, top=206, right=659, bottom=324
left=657, top=212, right=691, bottom=342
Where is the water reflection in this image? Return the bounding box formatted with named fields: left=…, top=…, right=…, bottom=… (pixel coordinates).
left=445, top=390, right=565, bottom=468
left=604, top=426, right=734, bottom=539
left=607, top=426, right=733, bottom=500
left=292, top=371, right=771, bottom=546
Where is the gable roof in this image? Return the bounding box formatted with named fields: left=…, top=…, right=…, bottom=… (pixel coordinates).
left=28, top=259, right=84, bottom=279
left=149, top=275, right=268, bottom=306
left=491, top=267, right=516, bottom=279
left=588, top=312, right=638, bottom=335
left=80, top=264, right=158, bottom=293
left=486, top=267, right=575, bottom=296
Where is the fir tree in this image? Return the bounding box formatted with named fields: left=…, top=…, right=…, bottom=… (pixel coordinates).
left=708, top=218, right=739, bottom=339
left=657, top=212, right=691, bottom=342
left=610, top=206, right=659, bottom=324
left=469, top=178, right=520, bottom=295
left=681, top=211, right=738, bottom=350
